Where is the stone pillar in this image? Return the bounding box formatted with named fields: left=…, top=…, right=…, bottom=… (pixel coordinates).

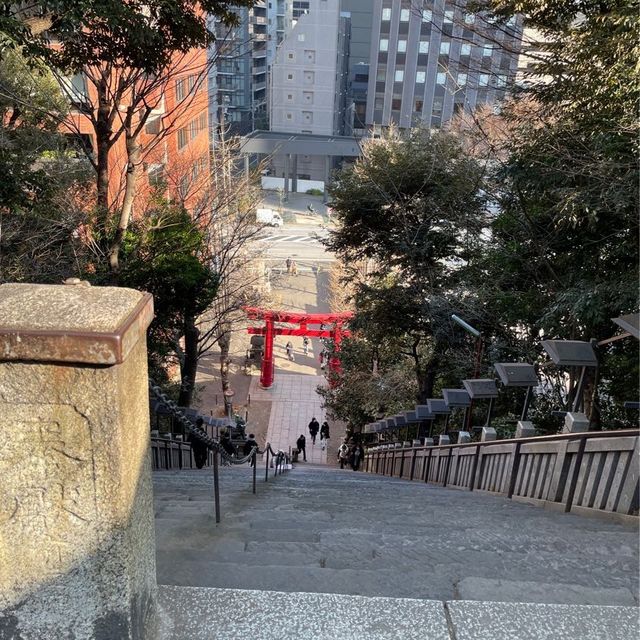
left=515, top=421, right=536, bottom=438
left=481, top=427, right=497, bottom=441
left=243, top=154, right=250, bottom=180
left=458, top=431, right=471, bottom=444
left=563, top=412, right=589, bottom=433
left=0, top=282, right=156, bottom=640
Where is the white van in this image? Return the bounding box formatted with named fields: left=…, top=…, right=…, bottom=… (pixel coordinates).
left=256, top=208, right=284, bottom=227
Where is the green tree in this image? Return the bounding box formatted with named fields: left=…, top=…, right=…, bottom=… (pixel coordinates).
left=0, top=47, right=92, bottom=283
left=326, top=128, right=488, bottom=404
left=118, top=202, right=219, bottom=403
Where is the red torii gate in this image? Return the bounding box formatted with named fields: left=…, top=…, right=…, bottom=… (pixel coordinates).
left=244, top=308, right=353, bottom=389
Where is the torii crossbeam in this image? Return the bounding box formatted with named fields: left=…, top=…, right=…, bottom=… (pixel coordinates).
left=244, top=308, right=353, bottom=388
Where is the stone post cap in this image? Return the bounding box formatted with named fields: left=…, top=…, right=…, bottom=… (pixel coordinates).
left=0, top=283, right=153, bottom=365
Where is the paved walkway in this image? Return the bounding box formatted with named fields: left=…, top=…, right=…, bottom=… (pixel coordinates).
left=250, top=373, right=329, bottom=464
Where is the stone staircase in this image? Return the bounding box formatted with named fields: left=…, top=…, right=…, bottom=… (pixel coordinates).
left=154, top=463, right=639, bottom=639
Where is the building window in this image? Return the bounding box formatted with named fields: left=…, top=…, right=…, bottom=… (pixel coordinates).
left=188, top=75, right=197, bottom=92
left=304, top=70, right=314, bottom=84
left=379, top=38, right=388, bottom=52
left=433, top=96, right=443, bottom=113
left=305, top=49, right=315, bottom=62
left=400, top=9, right=410, bottom=21
left=302, top=111, right=313, bottom=123
left=483, top=45, right=493, bottom=56
left=286, top=112, right=293, bottom=120
left=176, top=78, right=185, bottom=101
left=444, top=10, right=454, bottom=23
left=394, top=69, right=404, bottom=82
left=464, top=13, right=475, bottom=25
left=439, top=41, right=450, bottom=55
left=376, top=66, right=386, bottom=81
left=458, top=72, right=467, bottom=86
left=287, top=73, right=294, bottom=80
left=416, top=70, right=426, bottom=83
left=391, top=98, right=401, bottom=110
left=497, top=75, right=507, bottom=87
left=422, top=9, right=432, bottom=22
left=374, top=97, right=384, bottom=109
left=177, top=127, right=188, bottom=150
left=288, top=52, right=294, bottom=59
left=303, top=91, right=314, bottom=103
left=398, top=39, right=407, bottom=53
left=479, top=73, right=489, bottom=86
left=414, top=98, right=423, bottom=112
left=287, top=93, right=293, bottom=101
left=419, top=40, right=429, bottom=54
left=298, top=33, right=305, bottom=41
left=382, top=7, right=391, bottom=21
left=436, top=72, right=446, bottom=85
left=460, top=43, right=471, bottom=56
left=145, top=116, right=161, bottom=135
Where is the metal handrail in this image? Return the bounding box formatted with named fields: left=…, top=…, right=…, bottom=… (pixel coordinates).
left=149, top=379, right=291, bottom=523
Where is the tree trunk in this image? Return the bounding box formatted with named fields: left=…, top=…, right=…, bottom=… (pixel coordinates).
left=108, top=128, right=140, bottom=275
left=416, top=359, right=439, bottom=404
left=95, top=77, right=112, bottom=218
left=218, top=329, right=233, bottom=416
left=178, top=314, right=199, bottom=407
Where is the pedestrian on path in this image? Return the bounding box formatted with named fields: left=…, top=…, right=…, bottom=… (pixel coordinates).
left=190, top=418, right=209, bottom=469
left=243, top=433, right=260, bottom=467
left=296, top=434, right=307, bottom=461
left=338, top=441, right=349, bottom=469
left=303, top=336, right=309, bottom=355
left=320, top=421, right=330, bottom=451
left=308, top=417, right=320, bottom=444
left=286, top=341, right=295, bottom=361
left=286, top=257, right=292, bottom=273
left=220, top=430, right=237, bottom=458
left=319, top=349, right=327, bottom=369
left=351, top=443, right=365, bottom=471
left=291, top=260, right=298, bottom=276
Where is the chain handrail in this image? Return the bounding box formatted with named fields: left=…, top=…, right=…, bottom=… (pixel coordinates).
left=149, top=378, right=257, bottom=465
left=149, top=378, right=291, bottom=523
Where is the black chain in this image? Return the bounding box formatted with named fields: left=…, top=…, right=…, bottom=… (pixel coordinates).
left=148, top=378, right=257, bottom=465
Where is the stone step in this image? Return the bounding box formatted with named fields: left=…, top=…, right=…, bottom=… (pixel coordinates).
left=156, top=585, right=639, bottom=640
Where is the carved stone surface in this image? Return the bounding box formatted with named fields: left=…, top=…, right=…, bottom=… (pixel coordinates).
left=0, top=284, right=156, bottom=640
left=458, top=431, right=472, bottom=444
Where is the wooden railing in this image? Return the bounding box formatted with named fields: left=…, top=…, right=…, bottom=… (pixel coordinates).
left=364, top=430, right=639, bottom=523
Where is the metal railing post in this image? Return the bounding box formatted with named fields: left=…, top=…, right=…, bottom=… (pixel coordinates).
left=265, top=447, right=270, bottom=482
left=410, top=449, right=417, bottom=481
left=212, top=449, right=221, bottom=524
left=564, top=435, right=587, bottom=513
left=252, top=450, right=257, bottom=494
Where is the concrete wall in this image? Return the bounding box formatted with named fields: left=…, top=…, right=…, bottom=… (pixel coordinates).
left=270, top=0, right=341, bottom=135
left=262, top=176, right=325, bottom=192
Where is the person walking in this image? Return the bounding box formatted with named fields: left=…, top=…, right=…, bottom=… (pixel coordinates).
left=286, top=257, right=292, bottom=273
left=351, top=443, right=365, bottom=471
left=320, top=421, right=330, bottom=450
left=296, top=434, right=307, bottom=461
left=308, top=417, right=320, bottom=445
left=319, top=349, right=327, bottom=370
left=243, top=433, right=259, bottom=467
left=190, top=418, right=209, bottom=469
left=220, top=430, right=237, bottom=458
left=338, top=441, right=350, bottom=469
left=291, top=260, right=298, bottom=276
left=303, top=336, right=310, bottom=355
left=285, top=341, right=294, bottom=361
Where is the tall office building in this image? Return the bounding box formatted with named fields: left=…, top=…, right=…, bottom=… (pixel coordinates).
left=365, top=0, right=522, bottom=130
left=209, top=1, right=293, bottom=135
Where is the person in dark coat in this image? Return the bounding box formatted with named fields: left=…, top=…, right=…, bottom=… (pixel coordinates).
left=191, top=418, right=209, bottom=469
left=296, top=434, right=307, bottom=461
left=220, top=430, right=236, bottom=457
left=243, top=433, right=259, bottom=467
left=320, top=421, right=330, bottom=440
left=308, top=417, right=320, bottom=444
left=352, top=443, right=365, bottom=471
